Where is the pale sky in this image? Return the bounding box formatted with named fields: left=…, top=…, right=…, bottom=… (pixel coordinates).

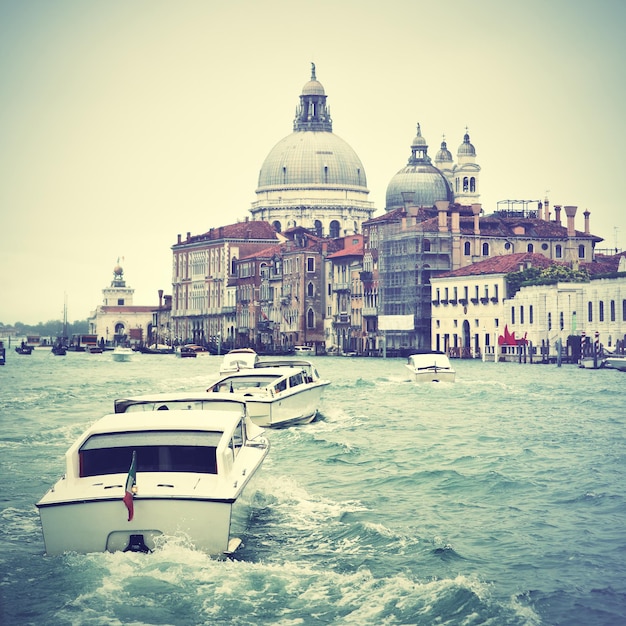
left=1, top=0, right=625, bottom=325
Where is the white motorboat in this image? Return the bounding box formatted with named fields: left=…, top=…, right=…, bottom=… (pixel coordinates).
left=112, top=346, right=134, bottom=362
left=604, top=355, right=626, bottom=371
left=405, top=352, right=456, bottom=383
left=219, top=348, right=259, bottom=373
left=36, top=406, right=269, bottom=556
left=293, top=345, right=315, bottom=357
left=207, top=359, right=330, bottom=427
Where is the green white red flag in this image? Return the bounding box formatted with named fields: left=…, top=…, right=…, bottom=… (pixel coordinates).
left=123, top=450, right=137, bottom=521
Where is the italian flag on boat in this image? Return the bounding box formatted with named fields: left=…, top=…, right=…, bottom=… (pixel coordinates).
left=123, top=450, right=137, bottom=521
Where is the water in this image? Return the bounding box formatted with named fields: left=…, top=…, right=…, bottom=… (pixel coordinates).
left=1, top=350, right=625, bottom=625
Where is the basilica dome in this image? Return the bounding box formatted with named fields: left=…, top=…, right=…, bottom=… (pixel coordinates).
left=257, top=131, right=367, bottom=190
left=251, top=64, right=374, bottom=236
left=385, top=124, right=453, bottom=210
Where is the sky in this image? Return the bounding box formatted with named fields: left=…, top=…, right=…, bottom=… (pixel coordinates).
left=1, top=0, right=625, bottom=325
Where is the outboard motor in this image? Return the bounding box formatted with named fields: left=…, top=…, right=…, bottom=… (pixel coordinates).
left=123, top=534, right=151, bottom=553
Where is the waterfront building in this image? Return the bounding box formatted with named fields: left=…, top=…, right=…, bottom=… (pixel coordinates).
left=250, top=64, right=375, bottom=236
left=367, top=194, right=603, bottom=353
left=325, top=234, right=365, bottom=354
left=431, top=251, right=626, bottom=360
left=170, top=221, right=278, bottom=347
left=88, top=263, right=157, bottom=345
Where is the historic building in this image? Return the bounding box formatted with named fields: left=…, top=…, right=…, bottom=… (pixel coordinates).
left=169, top=64, right=613, bottom=357
left=88, top=263, right=158, bottom=345
left=431, top=251, right=626, bottom=360
left=250, top=64, right=375, bottom=237
left=170, top=221, right=279, bottom=347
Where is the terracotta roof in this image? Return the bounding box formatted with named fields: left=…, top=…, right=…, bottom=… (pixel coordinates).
left=179, top=221, right=278, bottom=245
left=327, top=235, right=364, bottom=259
left=439, top=253, right=561, bottom=278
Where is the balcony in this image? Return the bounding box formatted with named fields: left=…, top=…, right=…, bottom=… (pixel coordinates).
left=332, top=282, right=351, bottom=292
left=362, top=306, right=378, bottom=317
left=360, top=271, right=373, bottom=282
left=333, top=313, right=351, bottom=325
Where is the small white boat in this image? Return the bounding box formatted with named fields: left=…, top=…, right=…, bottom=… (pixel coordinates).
left=293, top=345, right=314, bottom=357
left=207, top=359, right=330, bottom=427
left=36, top=406, right=269, bottom=556
left=405, top=352, right=456, bottom=383
left=220, top=348, right=259, bottom=373
left=112, top=346, right=134, bottom=362
left=604, top=355, right=626, bottom=371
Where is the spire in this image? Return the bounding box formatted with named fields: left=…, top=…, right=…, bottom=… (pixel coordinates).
left=293, top=64, right=332, bottom=132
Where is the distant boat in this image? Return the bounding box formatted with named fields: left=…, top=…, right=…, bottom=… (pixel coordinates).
left=207, top=353, right=331, bottom=427
left=15, top=343, right=33, bottom=355
left=0, top=341, right=5, bottom=365
left=405, top=351, right=456, bottom=383
left=51, top=344, right=67, bottom=356
left=294, top=345, right=315, bottom=357
left=604, top=355, right=626, bottom=372
left=112, top=346, right=134, bottom=362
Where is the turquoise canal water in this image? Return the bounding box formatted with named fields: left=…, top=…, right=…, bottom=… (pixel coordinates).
left=1, top=350, right=625, bottom=625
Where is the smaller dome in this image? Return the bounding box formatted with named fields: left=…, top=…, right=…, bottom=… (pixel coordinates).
left=302, top=62, right=325, bottom=95
left=435, top=138, right=453, bottom=162
left=302, top=79, right=325, bottom=95
left=458, top=131, right=476, bottom=157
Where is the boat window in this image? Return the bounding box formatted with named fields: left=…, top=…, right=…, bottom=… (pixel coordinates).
left=274, top=379, right=287, bottom=393
left=79, top=430, right=222, bottom=476
left=288, top=372, right=304, bottom=388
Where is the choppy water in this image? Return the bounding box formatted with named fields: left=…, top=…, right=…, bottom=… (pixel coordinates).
left=1, top=350, right=625, bottom=625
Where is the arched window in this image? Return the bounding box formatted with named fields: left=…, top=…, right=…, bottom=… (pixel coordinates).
left=599, top=301, right=605, bottom=322
left=482, top=242, right=489, bottom=256
left=555, top=244, right=562, bottom=259
left=527, top=243, right=534, bottom=253
left=272, top=220, right=282, bottom=233
left=307, top=308, right=315, bottom=329
left=231, top=256, right=238, bottom=276
left=423, top=238, right=431, bottom=251
left=314, top=220, right=323, bottom=237
left=464, top=241, right=471, bottom=256
left=307, top=282, right=314, bottom=297
left=578, top=244, right=585, bottom=259
left=588, top=301, right=593, bottom=322
left=329, top=220, right=340, bottom=238
left=422, top=264, right=431, bottom=285
left=463, top=177, right=469, bottom=192
left=470, top=177, right=476, bottom=192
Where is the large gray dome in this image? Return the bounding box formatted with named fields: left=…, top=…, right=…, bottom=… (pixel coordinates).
left=257, top=131, right=368, bottom=191
left=385, top=124, right=453, bottom=210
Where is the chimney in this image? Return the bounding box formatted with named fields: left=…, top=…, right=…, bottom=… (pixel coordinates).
left=564, top=206, right=577, bottom=237
left=435, top=200, right=449, bottom=232
left=186, top=231, right=191, bottom=240
left=544, top=197, right=550, bottom=221
left=583, top=210, right=590, bottom=234
left=471, top=203, right=481, bottom=235
left=451, top=206, right=460, bottom=234
left=158, top=289, right=163, bottom=308
left=554, top=205, right=561, bottom=226
left=177, top=234, right=181, bottom=244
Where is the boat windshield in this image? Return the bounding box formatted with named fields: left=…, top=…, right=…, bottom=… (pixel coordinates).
left=79, top=430, right=221, bottom=476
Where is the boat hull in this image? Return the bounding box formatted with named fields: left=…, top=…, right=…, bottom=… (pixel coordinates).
left=407, top=368, right=456, bottom=383
left=604, top=356, right=626, bottom=371
left=37, top=472, right=261, bottom=556
left=38, top=496, right=237, bottom=555
left=246, top=382, right=329, bottom=427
